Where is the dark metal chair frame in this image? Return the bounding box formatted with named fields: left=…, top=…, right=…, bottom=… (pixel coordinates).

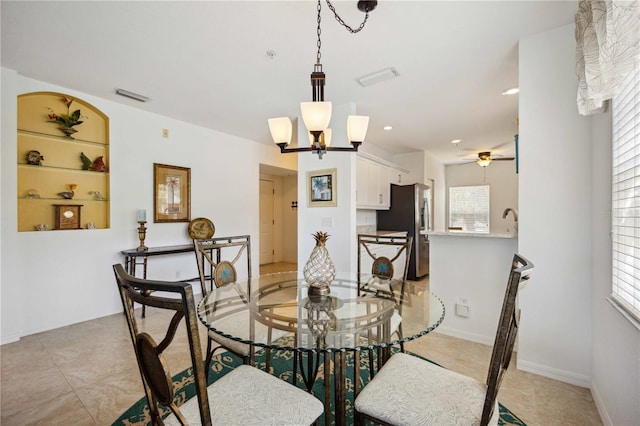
left=354, top=253, right=534, bottom=426
left=356, top=233, right=413, bottom=375
left=357, top=234, right=413, bottom=301
left=114, top=263, right=212, bottom=425
left=193, top=235, right=255, bottom=374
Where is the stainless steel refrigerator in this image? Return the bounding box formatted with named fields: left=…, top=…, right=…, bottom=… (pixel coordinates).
left=377, top=183, right=432, bottom=280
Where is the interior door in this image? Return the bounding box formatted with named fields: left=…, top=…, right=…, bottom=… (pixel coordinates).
left=259, top=179, right=275, bottom=265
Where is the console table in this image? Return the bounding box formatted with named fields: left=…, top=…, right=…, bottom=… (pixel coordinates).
left=121, top=244, right=196, bottom=279
left=120, top=244, right=204, bottom=317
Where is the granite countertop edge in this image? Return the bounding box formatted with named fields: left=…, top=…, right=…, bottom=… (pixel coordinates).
left=428, top=231, right=517, bottom=239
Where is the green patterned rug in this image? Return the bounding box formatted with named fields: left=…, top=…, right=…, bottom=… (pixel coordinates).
left=113, top=348, right=526, bottom=425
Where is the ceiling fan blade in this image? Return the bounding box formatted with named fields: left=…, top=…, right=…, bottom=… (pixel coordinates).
left=492, top=157, right=515, bottom=161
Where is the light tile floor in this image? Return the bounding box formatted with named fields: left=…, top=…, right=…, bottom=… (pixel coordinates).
left=0, top=263, right=602, bottom=425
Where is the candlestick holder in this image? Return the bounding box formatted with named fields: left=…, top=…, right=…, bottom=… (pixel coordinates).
left=137, top=221, right=148, bottom=251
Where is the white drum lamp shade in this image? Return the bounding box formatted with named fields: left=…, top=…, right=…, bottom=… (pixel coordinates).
left=268, top=117, right=292, bottom=145
left=347, top=115, right=369, bottom=142
left=301, top=102, right=332, bottom=132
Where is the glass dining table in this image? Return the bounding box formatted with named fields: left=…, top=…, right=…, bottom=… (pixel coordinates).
left=197, top=271, right=445, bottom=426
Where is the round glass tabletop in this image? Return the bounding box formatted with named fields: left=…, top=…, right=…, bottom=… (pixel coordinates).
left=197, top=271, right=445, bottom=353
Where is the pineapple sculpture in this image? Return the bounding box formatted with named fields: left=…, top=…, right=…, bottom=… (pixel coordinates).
left=303, top=231, right=336, bottom=296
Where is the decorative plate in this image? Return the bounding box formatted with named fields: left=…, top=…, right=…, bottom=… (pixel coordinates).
left=187, top=217, right=215, bottom=239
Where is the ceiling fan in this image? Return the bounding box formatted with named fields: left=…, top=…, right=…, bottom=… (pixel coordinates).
left=463, top=151, right=515, bottom=167
left=475, top=151, right=515, bottom=167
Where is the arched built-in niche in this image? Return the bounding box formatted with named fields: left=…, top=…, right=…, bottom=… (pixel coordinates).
left=17, top=92, right=110, bottom=231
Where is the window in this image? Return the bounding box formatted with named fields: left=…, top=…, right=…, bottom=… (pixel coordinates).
left=449, top=185, right=490, bottom=233
left=611, top=56, right=640, bottom=326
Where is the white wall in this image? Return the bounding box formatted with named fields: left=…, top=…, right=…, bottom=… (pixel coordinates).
left=518, top=25, right=593, bottom=387
left=423, top=150, right=447, bottom=232
left=0, top=70, right=296, bottom=343
left=446, top=161, right=518, bottom=235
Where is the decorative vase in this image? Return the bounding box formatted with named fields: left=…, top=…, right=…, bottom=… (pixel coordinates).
left=303, top=231, right=336, bottom=296
left=59, top=126, right=77, bottom=138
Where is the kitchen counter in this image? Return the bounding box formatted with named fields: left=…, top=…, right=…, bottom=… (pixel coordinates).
left=429, top=231, right=517, bottom=239
left=356, top=226, right=407, bottom=237
left=428, top=229, right=518, bottom=344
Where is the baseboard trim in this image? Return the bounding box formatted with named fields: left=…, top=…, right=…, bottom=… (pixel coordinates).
left=434, top=326, right=494, bottom=346
left=1, top=333, right=20, bottom=345
left=590, top=383, right=613, bottom=426
left=517, top=359, right=591, bottom=388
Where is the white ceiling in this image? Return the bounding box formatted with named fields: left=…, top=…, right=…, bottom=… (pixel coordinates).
left=1, top=1, right=578, bottom=164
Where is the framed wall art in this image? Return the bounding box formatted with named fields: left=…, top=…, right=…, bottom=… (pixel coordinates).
left=154, top=163, right=191, bottom=223
left=307, top=168, right=337, bottom=207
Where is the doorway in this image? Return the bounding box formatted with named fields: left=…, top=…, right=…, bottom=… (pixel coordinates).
left=259, top=179, right=275, bottom=264
left=259, top=164, right=298, bottom=267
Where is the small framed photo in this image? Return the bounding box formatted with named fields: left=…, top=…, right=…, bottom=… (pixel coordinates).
left=307, top=168, right=337, bottom=207
left=154, top=163, right=191, bottom=223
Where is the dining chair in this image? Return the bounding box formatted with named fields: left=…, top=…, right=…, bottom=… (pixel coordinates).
left=357, top=234, right=413, bottom=301
left=193, top=235, right=287, bottom=378
left=354, top=253, right=534, bottom=426
left=357, top=234, right=413, bottom=373
left=193, top=235, right=254, bottom=367
left=113, top=263, right=323, bottom=426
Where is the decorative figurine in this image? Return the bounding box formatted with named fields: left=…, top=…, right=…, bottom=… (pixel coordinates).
left=58, top=183, right=77, bottom=199
left=80, top=152, right=92, bottom=170
left=25, top=189, right=41, bottom=199
left=88, top=191, right=105, bottom=200
left=26, top=150, right=44, bottom=166
left=90, top=156, right=108, bottom=172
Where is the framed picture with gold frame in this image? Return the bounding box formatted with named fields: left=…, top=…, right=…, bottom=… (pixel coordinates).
left=307, top=168, right=337, bottom=207
left=154, top=163, right=191, bottom=223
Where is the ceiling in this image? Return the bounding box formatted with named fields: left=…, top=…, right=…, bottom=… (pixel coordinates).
left=1, top=1, right=578, bottom=164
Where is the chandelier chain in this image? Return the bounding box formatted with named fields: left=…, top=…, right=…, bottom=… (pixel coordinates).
left=325, top=0, right=370, bottom=34
left=316, top=0, right=322, bottom=65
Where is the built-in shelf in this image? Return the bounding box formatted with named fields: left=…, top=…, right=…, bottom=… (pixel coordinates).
left=17, top=91, right=110, bottom=232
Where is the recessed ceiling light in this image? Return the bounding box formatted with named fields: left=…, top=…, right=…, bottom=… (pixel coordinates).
left=501, top=88, right=519, bottom=96
left=384, top=126, right=393, bottom=131
left=451, top=139, right=462, bottom=144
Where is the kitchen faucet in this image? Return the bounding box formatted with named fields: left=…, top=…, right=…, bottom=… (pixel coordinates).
left=503, top=208, right=518, bottom=235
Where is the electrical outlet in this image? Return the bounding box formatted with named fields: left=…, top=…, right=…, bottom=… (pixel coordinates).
left=455, top=303, right=470, bottom=318
left=162, top=128, right=169, bottom=138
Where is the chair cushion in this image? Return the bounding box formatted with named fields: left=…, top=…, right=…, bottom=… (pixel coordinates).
left=355, top=352, right=499, bottom=426
left=164, top=364, right=323, bottom=425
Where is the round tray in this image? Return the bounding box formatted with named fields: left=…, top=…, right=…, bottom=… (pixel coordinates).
left=187, top=217, right=215, bottom=239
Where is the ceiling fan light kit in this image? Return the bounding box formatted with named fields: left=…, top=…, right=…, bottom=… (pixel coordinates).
left=268, top=0, right=377, bottom=159
left=475, top=151, right=515, bottom=168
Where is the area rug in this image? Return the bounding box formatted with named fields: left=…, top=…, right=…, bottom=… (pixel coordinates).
left=113, top=347, right=526, bottom=425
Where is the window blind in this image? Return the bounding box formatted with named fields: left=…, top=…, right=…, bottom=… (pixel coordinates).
left=612, top=56, right=640, bottom=323
left=449, top=185, right=490, bottom=233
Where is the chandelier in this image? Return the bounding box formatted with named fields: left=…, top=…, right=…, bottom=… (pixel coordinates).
left=268, top=0, right=377, bottom=159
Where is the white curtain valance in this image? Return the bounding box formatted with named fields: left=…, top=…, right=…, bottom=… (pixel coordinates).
left=575, top=0, right=640, bottom=116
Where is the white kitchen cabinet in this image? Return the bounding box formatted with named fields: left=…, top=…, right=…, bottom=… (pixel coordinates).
left=356, top=156, right=390, bottom=209
left=389, top=168, right=408, bottom=185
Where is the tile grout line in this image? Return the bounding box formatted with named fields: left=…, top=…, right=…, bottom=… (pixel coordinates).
left=36, top=333, right=100, bottom=425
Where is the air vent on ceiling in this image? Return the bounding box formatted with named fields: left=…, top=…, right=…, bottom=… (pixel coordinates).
left=356, top=67, right=400, bottom=87
left=116, top=88, right=149, bottom=102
